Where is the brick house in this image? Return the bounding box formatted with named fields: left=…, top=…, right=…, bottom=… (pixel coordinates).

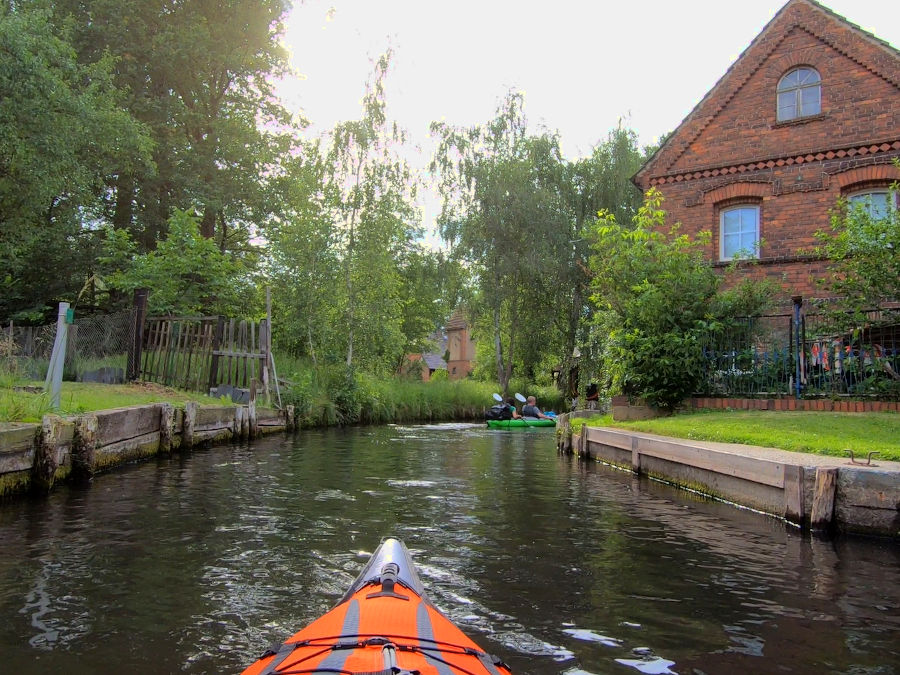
left=633, top=0, right=900, bottom=300
left=445, top=308, right=475, bottom=380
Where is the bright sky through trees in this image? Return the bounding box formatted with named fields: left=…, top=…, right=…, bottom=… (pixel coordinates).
left=278, top=0, right=900, bottom=156
left=276, top=0, right=899, bottom=239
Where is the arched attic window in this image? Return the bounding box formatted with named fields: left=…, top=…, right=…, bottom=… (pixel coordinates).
left=776, top=67, right=821, bottom=121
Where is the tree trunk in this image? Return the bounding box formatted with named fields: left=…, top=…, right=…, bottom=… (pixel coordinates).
left=493, top=303, right=507, bottom=393
left=112, top=173, right=134, bottom=230
left=345, top=159, right=363, bottom=368
left=200, top=205, right=216, bottom=239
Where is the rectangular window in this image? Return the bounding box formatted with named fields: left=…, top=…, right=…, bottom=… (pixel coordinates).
left=720, top=205, right=760, bottom=260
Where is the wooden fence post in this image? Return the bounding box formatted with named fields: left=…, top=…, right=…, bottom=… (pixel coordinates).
left=285, top=404, right=295, bottom=431
left=810, top=468, right=838, bottom=530
left=72, top=414, right=98, bottom=481
left=248, top=379, right=258, bottom=439
left=240, top=406, right=250, bottom=440
left=783, top=464, right=805, bottom=525
left=208, top=316, right=225, bottom=392
left=159, top=403, right=175, bottom=453
left=556, top=413, right=571, bottom=454
left=33, top=415, right=62, bottom=494
left=183, top=401, right=198, bottom=449
left=127, top=289, right=148, bottom=381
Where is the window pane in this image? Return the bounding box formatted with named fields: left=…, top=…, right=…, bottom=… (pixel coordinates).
left=798, top=68, right=820, bottom=85
left=778, top=91, right=796, bottom=120
left=850, top=191, right=890, bottom=220
left=800, top=86, right=820, bottom=115
left=723, top=234, right=740, bottom=258
left=779, top=70, right=800, bottom=89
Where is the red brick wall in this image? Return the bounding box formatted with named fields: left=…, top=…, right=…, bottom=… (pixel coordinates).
left=635, top=0, right=900, bottom=302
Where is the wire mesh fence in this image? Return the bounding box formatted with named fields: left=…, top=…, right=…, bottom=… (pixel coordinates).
left=4, top=309, right=136, bottom=384
left=699, top=305, right=900, bottom=399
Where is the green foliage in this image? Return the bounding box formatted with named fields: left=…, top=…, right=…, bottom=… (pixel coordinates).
left=0, top=4, right=151, bottom=321
left=268, top=54, right=450, bottom=376
left=589, top=189, right=775, bottom=410
left=101, top=210, right=252, bottom=316
left=813, top=183, right=900, bottom=326
left=52, top=0, right=294, bottom=252
left=276, top=355, right=495, bottom=427
left=432, top=97, right=649, bottom=392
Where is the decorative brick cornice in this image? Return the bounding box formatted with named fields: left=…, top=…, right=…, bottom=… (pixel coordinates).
left=649, top=139, right=900, bottom=187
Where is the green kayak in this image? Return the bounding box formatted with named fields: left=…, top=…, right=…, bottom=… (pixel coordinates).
left=486, top=418, right=556, bottom=429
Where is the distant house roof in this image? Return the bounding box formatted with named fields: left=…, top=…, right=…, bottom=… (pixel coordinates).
left=446, top=308, right=467, bottom=331
left=422, top=352, right=447, bottom=371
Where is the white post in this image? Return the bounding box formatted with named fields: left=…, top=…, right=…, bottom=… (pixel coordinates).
left=44, top=302, right=70, bottom=409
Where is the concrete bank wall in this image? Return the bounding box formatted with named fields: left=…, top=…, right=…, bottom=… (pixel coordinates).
left=556, top=413, right=899, bottom=538
left=0, top=402, right=295, bottom=498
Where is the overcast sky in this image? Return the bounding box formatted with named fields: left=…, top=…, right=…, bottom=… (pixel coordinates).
left=275, top=0, right=900, bottom=231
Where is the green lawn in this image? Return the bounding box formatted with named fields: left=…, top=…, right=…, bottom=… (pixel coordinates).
left=1, top=381, right=228, bottom=423
left=590, top=409, right=900, bottom=461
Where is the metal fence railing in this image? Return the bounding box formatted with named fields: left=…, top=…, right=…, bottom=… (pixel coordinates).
left=4, top=309, right=136, bottom=384
left=699, top=303, right=900, bottom=399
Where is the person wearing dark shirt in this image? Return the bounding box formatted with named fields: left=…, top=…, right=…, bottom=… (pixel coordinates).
left=521, top=396, right=551, bottom=419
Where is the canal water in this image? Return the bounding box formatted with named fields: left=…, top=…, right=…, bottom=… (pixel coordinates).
left=0, top=423, right=897, bottom=674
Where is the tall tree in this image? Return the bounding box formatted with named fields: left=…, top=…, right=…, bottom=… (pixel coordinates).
left=556, top=124, right=647, bottom=391
left=432, top=92, right=571, bottom=391
left=54, top=0, right=295, bottom=252
left=328, top=52, right=421, bottom=372
left=0, top=4, right=150, bottom=321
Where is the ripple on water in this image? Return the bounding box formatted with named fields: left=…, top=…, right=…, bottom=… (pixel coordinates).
left=562, top=627, right=623, bottom=648
left=614, top=656, right=677, bottom=674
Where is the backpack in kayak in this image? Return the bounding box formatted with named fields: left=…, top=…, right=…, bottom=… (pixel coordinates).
left=485, top=404, right=512, bottom=420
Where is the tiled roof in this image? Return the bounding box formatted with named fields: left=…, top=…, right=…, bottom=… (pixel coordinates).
left=422, top=353, right=447, bottom=370
left=446, top=308, right=467, bottom=331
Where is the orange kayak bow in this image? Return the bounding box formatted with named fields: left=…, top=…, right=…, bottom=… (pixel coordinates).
left=242, top=537, right=512, bottom=675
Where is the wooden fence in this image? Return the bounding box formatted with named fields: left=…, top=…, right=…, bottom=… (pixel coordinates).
left=139, top=315, right=273, bottom=399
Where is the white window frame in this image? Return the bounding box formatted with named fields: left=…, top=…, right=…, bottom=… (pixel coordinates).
left=719, top=205, right=760, bottom=261
left=776, top=67, right=821, bottom=122
left=847, top=189, right=895, bottom=221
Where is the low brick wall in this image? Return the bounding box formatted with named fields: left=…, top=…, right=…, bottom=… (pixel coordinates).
left=612, top=395, right=900, bottom=420
left=689, top=397, right=900, bottom=413
left=557, top=413, right=900, bottom=539
left=0, top=402, right=294, bottom=499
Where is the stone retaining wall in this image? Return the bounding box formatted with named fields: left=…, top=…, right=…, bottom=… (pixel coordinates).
left=0, top=402, right=294, bottom=499
left=557, top=412, right=899, bottom=538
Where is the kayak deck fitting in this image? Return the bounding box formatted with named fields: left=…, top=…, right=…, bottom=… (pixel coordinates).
left=242, top=537, right=511, bottom=675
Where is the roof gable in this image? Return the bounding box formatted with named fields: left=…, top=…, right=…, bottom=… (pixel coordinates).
left=634, top=0, right=900, bottom=186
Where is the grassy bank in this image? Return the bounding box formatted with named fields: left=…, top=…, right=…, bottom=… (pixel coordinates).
left=585, top=409, right=900, bottom=461
left=1, top=358, right=564, bottom=428
left=1, top=381, right=227, bottom=423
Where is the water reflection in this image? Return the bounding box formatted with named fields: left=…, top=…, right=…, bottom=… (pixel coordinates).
left=0, top=423, right=897, bottom=674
